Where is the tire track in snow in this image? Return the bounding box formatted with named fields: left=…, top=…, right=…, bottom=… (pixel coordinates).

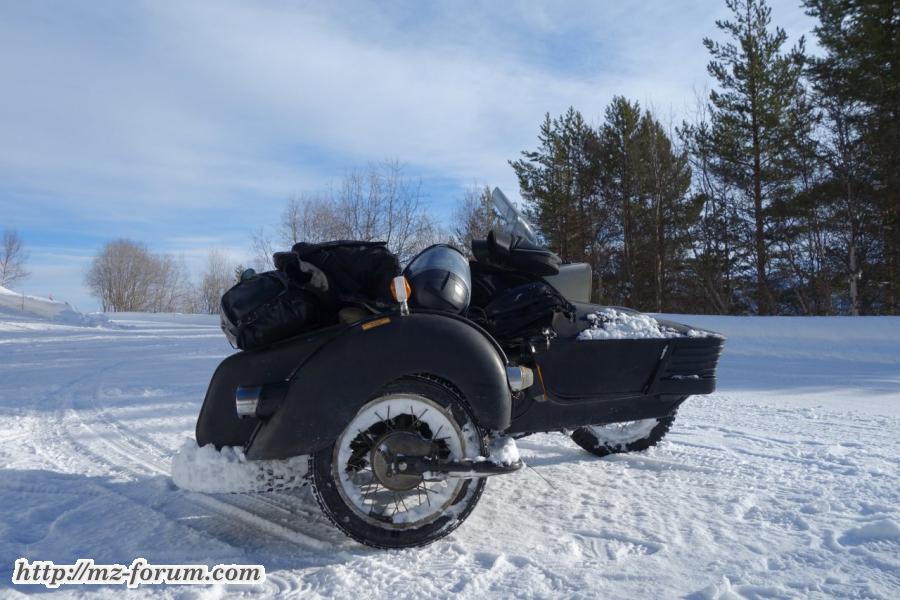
left=73, top=382, right=348, bottom=548
left=13, top=362, right=300, bottom=588
left=28, top=349, right=338, bottom=569
left=37, top=362, right=288, bottom=553
left=20, top=351, right=337, bottom=595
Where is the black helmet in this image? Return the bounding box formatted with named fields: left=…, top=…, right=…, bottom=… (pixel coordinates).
left=404, top=245, right=471, bottom=314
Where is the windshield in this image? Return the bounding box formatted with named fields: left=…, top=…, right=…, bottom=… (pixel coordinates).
left=491, top=188, right=540, bottom=245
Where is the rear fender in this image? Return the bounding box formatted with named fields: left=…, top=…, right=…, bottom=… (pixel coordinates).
left=195, top=325, right=343, bottom=448
left=245, top=312, right=511, bottom=460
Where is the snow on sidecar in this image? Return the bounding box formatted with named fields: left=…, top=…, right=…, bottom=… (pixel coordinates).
left=190, top=189, right=724, bottom=549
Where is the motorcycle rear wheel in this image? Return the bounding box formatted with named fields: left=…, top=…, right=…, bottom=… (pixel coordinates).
left=570, top=410, right=677, bottom=458
left=310, top=377, right=486, bottom=549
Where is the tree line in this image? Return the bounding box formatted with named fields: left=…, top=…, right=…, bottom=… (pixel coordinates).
left=0, top=224, right=239, bottom=314
left=512, top=0, right=898, bottom=315
left=84, top=241, right=239, bottom=314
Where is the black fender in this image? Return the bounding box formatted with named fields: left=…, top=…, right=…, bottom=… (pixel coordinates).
left=244, top=312, right=510, bottom=460
left=195, top=325, right=344, bottom=448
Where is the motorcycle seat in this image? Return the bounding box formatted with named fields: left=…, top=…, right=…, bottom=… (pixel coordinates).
left=471, top=230, right=561, bottom=277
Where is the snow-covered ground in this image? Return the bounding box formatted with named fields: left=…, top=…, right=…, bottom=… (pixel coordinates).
left=1, top=299, right=898, bottom=598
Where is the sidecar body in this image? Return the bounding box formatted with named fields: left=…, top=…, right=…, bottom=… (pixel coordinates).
left=506, top=304, right=724, bottom=434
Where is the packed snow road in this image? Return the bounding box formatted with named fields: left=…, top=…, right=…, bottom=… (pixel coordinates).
left=1, top=306, right=898, bottom=599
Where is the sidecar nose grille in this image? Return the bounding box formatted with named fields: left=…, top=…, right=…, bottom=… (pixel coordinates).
left=662, top=340, right=724, bottom=380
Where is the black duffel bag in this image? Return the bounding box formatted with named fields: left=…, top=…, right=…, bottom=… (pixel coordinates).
left=278, top=240, right=400, bottom=306
left=220, top=270, right=322, bottom=350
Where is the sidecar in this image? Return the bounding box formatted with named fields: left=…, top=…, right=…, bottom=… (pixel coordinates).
left=193, top=190, right=723, bottom=549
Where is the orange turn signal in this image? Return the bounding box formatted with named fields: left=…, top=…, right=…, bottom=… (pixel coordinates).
left=390, top=276, right=411, bottom=302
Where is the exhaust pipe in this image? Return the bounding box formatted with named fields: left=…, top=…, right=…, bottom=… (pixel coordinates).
left=235, top=382, right=289, bottom=419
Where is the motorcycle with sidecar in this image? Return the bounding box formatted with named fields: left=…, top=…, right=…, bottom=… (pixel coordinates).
left=195, top=188, right=724, bottom=548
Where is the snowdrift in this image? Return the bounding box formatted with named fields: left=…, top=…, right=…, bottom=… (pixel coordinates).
left=0, top=285, right=107, bottom=326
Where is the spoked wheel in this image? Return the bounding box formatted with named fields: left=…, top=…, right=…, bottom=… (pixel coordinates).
left=310, top=377, right=486, bottom=549
left=570, top=410, right=677, bottom=458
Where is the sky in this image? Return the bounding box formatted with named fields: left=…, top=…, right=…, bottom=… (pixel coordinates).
left=0, top=0, right=817, bottom=311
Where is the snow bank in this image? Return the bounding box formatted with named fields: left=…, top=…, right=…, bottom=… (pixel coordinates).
left=0, top=285, right=107, bottom=326
left=171, top=440, right=308, bottom=494
left=578, top=308, right=683, bottom=340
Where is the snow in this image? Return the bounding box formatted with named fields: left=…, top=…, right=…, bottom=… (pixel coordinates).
left=583, top=418, right=660, bottom=448
left=838, top=520, right=900, bottom=546
left=171, top=441, right=308, bottom=494
left=488, top=436, right=520, bottom=466
left=579, top=307, right=688, bottom=340
left=1, top=310, right=899, bottom=598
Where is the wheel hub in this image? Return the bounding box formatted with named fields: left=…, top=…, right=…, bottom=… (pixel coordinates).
left=370, top=431, right=433, bottom=491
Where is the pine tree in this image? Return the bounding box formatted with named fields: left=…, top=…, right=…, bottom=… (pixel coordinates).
left=598, top=97, right=643, bottom=305
left=766, top=67, right=823, bottom=314
left=511, top=102, right=692, bottom=310
left=703, top=0, right=808, bottom=314
left=805, top=0, right=899, bottom=314
left=803, top=17, right=874, bottom=314
left=634, top=113, right=693, bottom=312
left=679, top=114, right=745, bottom=314
left=511, top=108, right=604, bottom=297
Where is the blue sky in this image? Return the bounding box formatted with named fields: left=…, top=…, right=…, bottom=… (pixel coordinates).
left=0, top=0, right=816, bottom=311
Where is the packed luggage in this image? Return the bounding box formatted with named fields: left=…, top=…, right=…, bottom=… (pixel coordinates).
left=220, top=236, right=571, bottom=352
left=220, top=240, right=400, bottom=350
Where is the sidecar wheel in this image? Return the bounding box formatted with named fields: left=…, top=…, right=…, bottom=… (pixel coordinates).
left=310, top=377, right=486, bottom=549
left=570, top=410, right=677, bottom=458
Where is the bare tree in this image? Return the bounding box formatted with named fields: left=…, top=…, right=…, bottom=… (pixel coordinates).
left=147, top=254, right=191, bottom=313
left=0, top=229, right=30, bottom=288
left=336, top=160, right=443, bottom=262
left=280, top=193, right=346, bottom=245
left=250, top=228, right=276, bottom=272
left=196, top=249, right=235, bottom=314
left=256, top=160, right=444, bottom=267
left=450, top=185, right=499, bottom=256
left=86, top=240, right=155, bottom=312
left=250, top=193, right=340, bottom=270
left=85, top=239, right=192, bottom=313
